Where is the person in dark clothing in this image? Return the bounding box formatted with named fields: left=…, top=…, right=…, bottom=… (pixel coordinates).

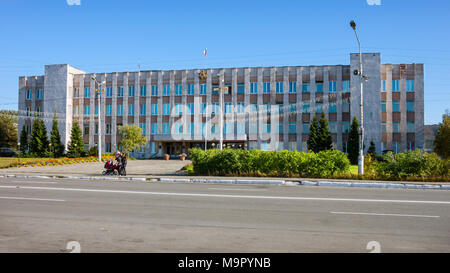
left=115, top=151, right=122, bottom=175
left=120, top=153, right=127, bottom=176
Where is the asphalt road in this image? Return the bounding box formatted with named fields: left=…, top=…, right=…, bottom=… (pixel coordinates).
left=0, top=176, right=449, bottom=253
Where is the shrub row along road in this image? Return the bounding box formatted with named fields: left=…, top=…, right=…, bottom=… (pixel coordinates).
left=0, top=176, right=449, bottom=252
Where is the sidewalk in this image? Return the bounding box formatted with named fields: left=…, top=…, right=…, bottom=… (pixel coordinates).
left=1, top=159, right=449, bottom=190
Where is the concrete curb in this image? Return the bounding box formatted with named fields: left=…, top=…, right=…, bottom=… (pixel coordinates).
left=1, top=173, right=449, bottom=190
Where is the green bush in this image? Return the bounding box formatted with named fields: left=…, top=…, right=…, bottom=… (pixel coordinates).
left=189, top=148, right=350, bottom=177
left=375, top=150, right=448, bottom=178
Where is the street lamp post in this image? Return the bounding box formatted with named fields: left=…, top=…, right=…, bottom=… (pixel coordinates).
left=350, top=20, right=365, bottom=175
left=91, top=76, right=106, bottom=162
left=215, top=73, right=228, bottom=151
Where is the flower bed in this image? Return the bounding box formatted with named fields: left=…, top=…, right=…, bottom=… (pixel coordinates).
left=16, top=155, right=116, bottom=168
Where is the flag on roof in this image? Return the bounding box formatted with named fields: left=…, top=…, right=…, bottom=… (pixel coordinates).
left=203, top=48, right=207, bottom=57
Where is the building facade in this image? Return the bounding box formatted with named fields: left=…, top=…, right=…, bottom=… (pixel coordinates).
left=18, top=53, right=424, bottom=158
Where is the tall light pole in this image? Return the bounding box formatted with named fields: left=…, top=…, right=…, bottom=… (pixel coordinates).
left=91, top=76, right=106, bottom=162
left=350, top=20, right=365, bottom=175
left=216, top=73, right=227, bottom=150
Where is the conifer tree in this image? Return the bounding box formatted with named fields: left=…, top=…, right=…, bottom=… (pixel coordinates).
left=347, top=116, right=360, bottom=165
left=66, top=121, right=84, bottom=158
left=50, top=110, right=65, bottom=157
left=19, top=125, right=28, bottom=154
left=307, top=115, right=319, bottom=153
left=318, top=113, right=333, bottom=151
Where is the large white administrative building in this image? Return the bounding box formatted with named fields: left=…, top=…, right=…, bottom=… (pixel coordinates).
left=18, top=53, right=424, bottom=158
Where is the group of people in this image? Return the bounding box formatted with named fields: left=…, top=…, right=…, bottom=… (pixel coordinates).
left=115, top=151, right=127, bottom=176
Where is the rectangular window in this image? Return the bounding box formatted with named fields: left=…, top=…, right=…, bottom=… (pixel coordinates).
left=263, top=82, right=270, bottom=94
left=393, top=121, right=400, bottom=133
left=73, top=88, right=79, bottom=98
left=84, top=105, right=90, bottom=116
left=117, top=104, right=123, bottom=116
left=342, top=81, right=350, bottom=92
left=117, top=86, right=123, bottom=97
left=106, top=105, right=112, bottom=116
left=95, top=124, right=98, bottom=135
left=95, top=105, right=99, bottom=116
left=83, top=123, right=89, bottom=135
left=73, top=106, right=78, bottom=116
left=163, top=85, right=170, bottom=96
left=151, top=104, right=158, bottom=115
left=140, top=104, right=146, bottom=115
left=302, top=82, right=310, bottom=93
left=289, top=102, right=297, bottom=113
left=302, top=123, right=310, bottom=134
left=315, top=102, right=323, bottom=113
left=407, top=101, right=414, bottom=112
left=237, top=84, right=245, bottom=94
left=151, top=123, right=157, bottom=135
left=329, top=102, right=337, bottom=113
left=188, top=103, right=194, bottom=115
left=342, top=121, right=350, bottom=133
left=224, top=122, right=232, bottom=134
left=237, top=102, right=245, bottom=113
left=393, top=100, right=400, bottom=112
left=381, top=122, right=386, bottom=133
left=84, top=87, right=90, bottom=98
left=36, top=89, right=42, bottom=100
left=288, top=122, right=296, bottom=134
left=381, top=101, right=386, bottom=113
left=200, top=84, right=206, bottom=95
left=224, top=103, right=232, bottom=114
left=128, top=104, right=135, bottom=116
left=329, top=121, right=337, bottom=133
left=407, top=121, right=415, bottom=133
left=139, top=123, right=146, bottom=135
left=328, top=81, right=337, bottom=92
left=163, top=104, right=170, bottom=115
left=187, top=123, right=194, bottom=134
left=128, top=86, right=135, bottom=97
left=187, top=84, right=195, bottom=95
left=289, top=81, right=297, bottom=93
left=316, top=83, right=323, bottom=93
left=250, top=82, right=257, bottom=94
left=249, top=123, right=256, bottom=134
left=406, top=80, right=414, bottom=92
left=175, top=103, right=183, bottom=115
left=151, top=85, right=158, bottom=96
left=140, top=86, right=147, bottom=97
left=250, top=103, right=258, bottom=113
left=382, top=80, right=386, bottom=91
left=200, top=103, right=207, bottom=114
left=276, top=82, right=284, bottom=93
left=392, top=80, right=400, bottom=92
left=163, top=123, right=169, bottom=134
left=105, top=124, right=111, bottom=135
left=175, top=84, right=182, bottom=96
left=106, top=87, right=113, bottom=97
left=302, top=102, right=310, bottom=113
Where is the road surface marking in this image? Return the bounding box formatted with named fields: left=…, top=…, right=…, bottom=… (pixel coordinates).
left=0, top=196, right=65, bottom=202
left=208, top=187, right=267, bottom=192
left=330, top=211, right=440, bottom=218
left=0, top=181, right=58, bottom=184
left=1, top=185, right=450, bottom=205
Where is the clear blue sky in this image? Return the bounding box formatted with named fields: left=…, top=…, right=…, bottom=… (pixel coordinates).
left=1, top=0, right=449, bottom=124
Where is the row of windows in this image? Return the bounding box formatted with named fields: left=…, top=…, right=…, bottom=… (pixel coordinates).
left=73, top=101, right=353, bottom=117
left=381, top=100, right=415, bottom=113
left=25, top=89, right=43, bottom=100
left=74, top=80, right=353, bottom=99
left=381, top=121, right=415, bottom=133
left=381, top=80, right=415, bottom=92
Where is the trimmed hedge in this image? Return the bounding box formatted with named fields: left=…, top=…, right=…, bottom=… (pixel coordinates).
left=189, top=148, right=350, bottom=177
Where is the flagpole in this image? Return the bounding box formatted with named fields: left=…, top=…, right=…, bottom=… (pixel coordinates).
left=204, top=48, right=207, bottom=152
